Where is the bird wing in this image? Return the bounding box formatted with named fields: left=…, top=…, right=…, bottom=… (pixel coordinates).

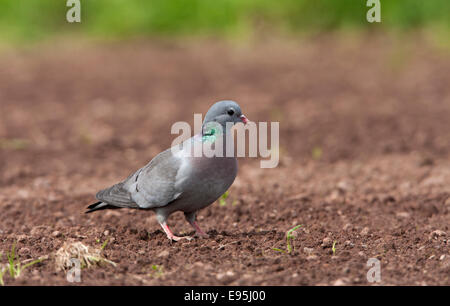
left=96, top=145, right=186, bottom=210
left=126, top=148, right=185, bottom=209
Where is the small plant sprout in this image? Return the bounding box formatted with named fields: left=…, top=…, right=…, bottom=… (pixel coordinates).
left=219, top=191, right=229, bottom=206
left=5, top=241, right=46, bottom=281
left=149, top=264, right=164, bottom=278
left=332, top=241, right=337, bottom=256
left=101, top=239, right=109, bottom=250
left=273, top=224, right=303, bottom=254
left=0, top=255, right=6, bottom=286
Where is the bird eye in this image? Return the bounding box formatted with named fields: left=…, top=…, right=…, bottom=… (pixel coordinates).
left=227, top=109, right=235, bottom=116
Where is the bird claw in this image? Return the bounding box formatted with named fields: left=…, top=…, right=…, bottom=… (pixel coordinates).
left=168, top=235, right=193, bottom=242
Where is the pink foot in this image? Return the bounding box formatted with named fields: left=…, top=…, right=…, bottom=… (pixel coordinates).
left=160, top=222, right=192, bottom=241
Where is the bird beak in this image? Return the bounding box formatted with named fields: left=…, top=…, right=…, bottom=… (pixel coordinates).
left=240, top=115, right=249, bottom=124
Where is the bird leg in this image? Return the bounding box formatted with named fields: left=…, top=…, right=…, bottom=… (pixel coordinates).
left=159, top=222, right=192, bottom=242
left=184, top=211, right=209, bottom=238
left=190, top=221, right=209, bottom=238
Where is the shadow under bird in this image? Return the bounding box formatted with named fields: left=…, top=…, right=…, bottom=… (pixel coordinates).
left=86, top=100, right=249, bottom=241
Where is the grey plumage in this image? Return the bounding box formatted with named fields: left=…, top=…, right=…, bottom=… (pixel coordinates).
left=86, top=100, right=248, bottom=241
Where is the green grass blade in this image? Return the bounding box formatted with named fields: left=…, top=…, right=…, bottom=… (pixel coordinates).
left=101, top=239, right=109, bottom=250
left=21, top=258, right=44, bottom=271
left=219, top=191, right=229, bottom=206
left=287, top=224, right=303, bottom=239
left=8, top=241, right=17, bottom=278
left=272, top=248, right=287, bottom=254
left=286, top=224, right=303, bottom=253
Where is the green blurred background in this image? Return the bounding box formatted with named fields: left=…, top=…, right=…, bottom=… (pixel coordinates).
left=0, top=0, right=449, bottom=44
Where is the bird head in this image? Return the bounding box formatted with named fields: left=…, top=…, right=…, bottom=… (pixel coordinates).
left=202, top=100, right=248, bottom=135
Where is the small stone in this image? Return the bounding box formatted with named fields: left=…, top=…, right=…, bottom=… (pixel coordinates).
left=326, top=190, right=340, bottom=202
left=360, top=227, right=370, bottom=236
left=321, top=237, right=332, bottom=248
left=16, top=234, right=28, bottom=242
left=18, top=247, right=30, bottom=256
left=429, top=230, right=447, bottom=240
left=52, top=231, right=61, bottom=238
left=440, top=255, right=446, bottom=261
left=105, top=210, right=121, bottom=217
left=216, top=270, right=236, bottom=284
left=337, top=181, right=350, bottom=192
left=157, top=250, right=170, bottom=257
left=396, top=212, right=410, bottom=218
left=17, top=189, right=30, bottom=199
left=192, top=262, right=204, bottom=268
left=103, top=230, right=110, bottom=236
left=343, top=223, right=352, bottom=231
left=216, top=273, right=225, bottom=280
left=303, top=247, right=314, bottom=254
left=333, top=278, right=347, bottom=286
left=30, top=227, right=43, bottom=236
left=344, top=240, right=354, bottom=248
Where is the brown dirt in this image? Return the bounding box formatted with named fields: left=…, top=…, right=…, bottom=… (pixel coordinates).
left=0, top=36, right=449, bottom=285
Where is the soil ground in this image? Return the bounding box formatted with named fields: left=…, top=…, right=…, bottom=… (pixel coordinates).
left=0, top=36, right=449, bottom=285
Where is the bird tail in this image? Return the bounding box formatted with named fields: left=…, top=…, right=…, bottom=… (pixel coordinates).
left=85, top=201, right=120, bottom=213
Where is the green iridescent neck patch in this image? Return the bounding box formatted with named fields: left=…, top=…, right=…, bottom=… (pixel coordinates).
left=202, top=127, right=217, bottom=143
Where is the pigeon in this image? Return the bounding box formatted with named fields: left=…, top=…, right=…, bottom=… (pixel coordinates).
left=86, top=100, right=249, bottom=241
